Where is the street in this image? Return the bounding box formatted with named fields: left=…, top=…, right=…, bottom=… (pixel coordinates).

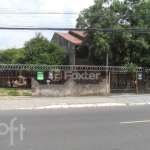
left=0, top=106, right=150, bottom=150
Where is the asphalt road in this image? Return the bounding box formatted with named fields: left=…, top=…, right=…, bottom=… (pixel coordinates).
left=0, top=106, right=150, bottom=150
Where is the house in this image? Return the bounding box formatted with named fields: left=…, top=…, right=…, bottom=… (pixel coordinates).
left=51, top=30, right=90, bottom=65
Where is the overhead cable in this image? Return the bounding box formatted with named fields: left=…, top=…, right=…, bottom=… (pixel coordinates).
left=0, top=27, right=150, bottom=33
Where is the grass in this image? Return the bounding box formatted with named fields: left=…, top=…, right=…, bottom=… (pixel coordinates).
left=22, top=91, right=31, bottom=96
left=8, top=90, right=20, bottom=96
left=0, top=88, right=7, bottom=93
left=0, top=88, right=31, bottom=96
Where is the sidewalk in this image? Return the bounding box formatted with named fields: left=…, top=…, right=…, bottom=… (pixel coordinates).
left=0, top=96, right=125, bottom=110
left=0, top=95, right=150, bottom=110
left=111, top=94, right=150, bottom=106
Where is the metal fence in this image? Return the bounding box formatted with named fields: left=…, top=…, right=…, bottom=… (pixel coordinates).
left=110, top=73, right=136, bottom=94
left=0, top=64, right=150, bottom=72
left=0, top=69, right=106, bottom=89
left=138, top=73, right=150, bottom=94
left=0, top=71, right=33, bottom=89
left=110, top=72, right=150, bottom=94
left=1, top=64, right=150, bottom=94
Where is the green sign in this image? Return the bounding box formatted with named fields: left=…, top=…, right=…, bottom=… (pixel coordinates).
left=37, top=72, right=44, bottom=80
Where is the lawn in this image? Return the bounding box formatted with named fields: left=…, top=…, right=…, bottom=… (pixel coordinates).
left=0, top=88, right=31, bottom=96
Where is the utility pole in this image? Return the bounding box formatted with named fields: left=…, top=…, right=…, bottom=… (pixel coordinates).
left=106, top=46, right=109, bottom=95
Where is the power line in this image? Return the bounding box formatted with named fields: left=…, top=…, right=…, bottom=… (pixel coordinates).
left=0, top=9, right=150, bottom=17
left=1, top=9, right=150, bottom=22
left=0, top=15, right=78, bottom=18
left=0, top=11, right=80, bottom=15
left=0, top=8, right=80, bottom=12
left=0, top=24, right=76, bottom=27
left=0, top=27, right=150, bottom=33
left=1, top=13, right=150, bottom=21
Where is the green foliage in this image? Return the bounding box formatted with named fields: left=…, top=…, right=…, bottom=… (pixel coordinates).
left=0, top=33, right=66, bottom=65
left=0, top=33, right=66, bottom=89
left=0, top=48, right=25, bottom=64
left=76, top=0, right=150, bottom=67
left=125, top=63, right=136, bottom=72
left=24, top=33, right=66, bottom=65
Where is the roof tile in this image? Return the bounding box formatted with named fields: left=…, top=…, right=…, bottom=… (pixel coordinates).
left=57, top=33, right=82, bottom=45
left=70, top=30, right=86, bottom=37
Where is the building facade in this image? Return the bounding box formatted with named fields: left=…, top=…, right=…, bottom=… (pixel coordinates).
left=51, top=30, right=89, bottom=65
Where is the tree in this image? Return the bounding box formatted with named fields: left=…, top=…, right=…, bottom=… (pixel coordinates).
left=24, top=33, right=66, bottom=65
left=0, top=48, right=25, bottom=64
left=0, top=33, right=66, bottom=65
left=0, top=48, right=26, bottom=87
left=0, top=33, right=66, bottom=87
left=76, top=0, right=150, bottom=67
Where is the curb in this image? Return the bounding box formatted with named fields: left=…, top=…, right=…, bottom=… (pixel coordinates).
left=129, top=103, right=150, bottom=106
left=1, top=103, right=150, bottom=110
left=17, top=103, right=126, bottom=110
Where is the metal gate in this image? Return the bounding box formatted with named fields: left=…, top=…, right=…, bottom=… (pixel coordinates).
left=110, top=72, right=150, bottom=94
left=110, top=73, right=136, bottom=94
left=138, top=72, right=150, bottom=94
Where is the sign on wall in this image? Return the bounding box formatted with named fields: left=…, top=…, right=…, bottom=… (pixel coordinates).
left=138, top=73, right=142, bottom=80
left=49, top=71, right=53, bottom=79
left=37, top=72, right=44, bottom=80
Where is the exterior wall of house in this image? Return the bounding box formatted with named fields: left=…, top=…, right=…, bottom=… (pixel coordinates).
left=51, top=33, right=75, bottom=65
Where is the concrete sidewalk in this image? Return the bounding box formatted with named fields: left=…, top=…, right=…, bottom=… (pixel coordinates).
left=0, top=96, right=125, bottom=110
left=111, top=94, right=150, bottom=106
left=0, top=95, right=150, bottom=110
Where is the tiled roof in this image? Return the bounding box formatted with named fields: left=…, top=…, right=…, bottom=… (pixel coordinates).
left=57, top=33, right=82, bottom=45
left=69, top=30, right=86, bottom=37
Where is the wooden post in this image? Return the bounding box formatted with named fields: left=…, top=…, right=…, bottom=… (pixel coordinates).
left=109, top=72, right=110, bottom=95
left=136, top=72, right=138, bottom=94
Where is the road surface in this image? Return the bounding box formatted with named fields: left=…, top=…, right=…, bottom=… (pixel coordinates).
left=0, top=106, right=150, bottom=150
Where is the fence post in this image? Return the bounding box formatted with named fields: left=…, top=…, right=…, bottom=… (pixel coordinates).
left=136, top=72, right=138, bottom=94
left=106, top=46, right=109, bottom=95
left=108, top=72, right=110, bottom=94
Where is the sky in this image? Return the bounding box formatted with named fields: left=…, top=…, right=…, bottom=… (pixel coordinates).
left=0, top=0, right=94, bottom=49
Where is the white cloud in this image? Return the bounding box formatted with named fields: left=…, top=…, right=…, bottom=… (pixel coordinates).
left=0, top=0, right=94, bottom=49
